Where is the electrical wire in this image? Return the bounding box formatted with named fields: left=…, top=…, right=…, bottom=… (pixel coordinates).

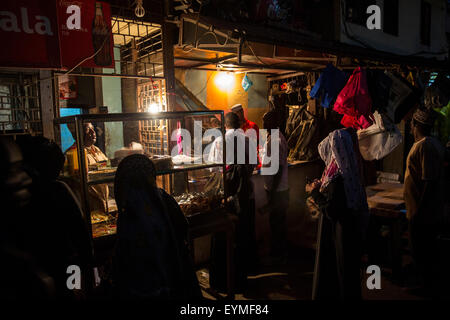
left=64, top=19, right=117, bottom=75
left=195, top=30, right=229, bottom=47
left=244, top=39, right=269, bottom=66
left=33, top=13, right=121, bottom=86
left=193, top=71, right=213, bottom=96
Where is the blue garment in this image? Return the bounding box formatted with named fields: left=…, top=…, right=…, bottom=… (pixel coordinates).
left=310, top=64, right=348, bottom=108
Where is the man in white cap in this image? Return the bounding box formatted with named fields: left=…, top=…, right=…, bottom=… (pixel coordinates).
left=404, top=107, right=445, bottom=296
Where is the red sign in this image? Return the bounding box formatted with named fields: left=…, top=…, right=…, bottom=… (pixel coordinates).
left=58, top=0, right=114, bottom=69
left=0, top=1, right=60, bottom=68
left=0, top=0, right=114, bottom=69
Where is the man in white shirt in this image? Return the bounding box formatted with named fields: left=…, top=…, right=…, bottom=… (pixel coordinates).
left=208, top=114, right=257, bottom=167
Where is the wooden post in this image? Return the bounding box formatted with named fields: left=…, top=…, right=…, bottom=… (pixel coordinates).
left=39, top=70, right=55, bottom=140
left=162, top=0, right=176, bottom=111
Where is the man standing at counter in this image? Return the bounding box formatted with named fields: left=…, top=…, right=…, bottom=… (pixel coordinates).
left=405, top=108, right=446, bottom=296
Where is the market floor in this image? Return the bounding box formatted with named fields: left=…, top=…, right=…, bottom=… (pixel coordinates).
left=196, top=246, right=428, bottom=300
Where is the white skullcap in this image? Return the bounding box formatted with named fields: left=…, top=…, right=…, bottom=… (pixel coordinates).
left=231, top=104, right=243, bottom=112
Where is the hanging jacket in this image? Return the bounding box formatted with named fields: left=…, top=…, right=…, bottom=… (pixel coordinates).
left=333, top=67, right=373, bottom=130
left=310, top=64, right=348, bottom=108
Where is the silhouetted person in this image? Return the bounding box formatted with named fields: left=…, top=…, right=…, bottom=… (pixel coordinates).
left=16, top=136, right=95, bottom=299
left=307, top=128, right=369, bottom=300
left=0, top=137, right=56, bottom=299
left=113, top=154, right=201, bottom=299
left=405, top=108, right=446, bottom=297
left=261, top=111, right=289, bottom=264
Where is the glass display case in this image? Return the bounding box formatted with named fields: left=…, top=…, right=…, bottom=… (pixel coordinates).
left=54, top=111, right=226, bottom=240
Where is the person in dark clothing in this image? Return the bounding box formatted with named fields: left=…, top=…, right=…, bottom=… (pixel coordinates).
left=113, top=154, right=201, bottom=300
left=209, top=112, right=257, bottom=292
left=261, top=111, right=289, bottom=264
left=16, top=136, right=95, bottom=299
left=0, top=137, right=56, bottom=299
left=307, top=128, right=369, bottom=300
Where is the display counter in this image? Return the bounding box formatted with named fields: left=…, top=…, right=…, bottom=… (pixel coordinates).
left=54, top=111, right=228, bottom=242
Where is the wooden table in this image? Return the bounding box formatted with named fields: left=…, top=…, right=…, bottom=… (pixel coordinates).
left=366, top=183, right=406, bottom=280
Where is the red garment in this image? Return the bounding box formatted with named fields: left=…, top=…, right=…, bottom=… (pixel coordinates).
left=334, top=67, right=373, bottom=130
left=341, top=114, right=373, bottom=130
left=242, top=119, right=260, bottom=169
left=242, top=119, right=259, bottom=140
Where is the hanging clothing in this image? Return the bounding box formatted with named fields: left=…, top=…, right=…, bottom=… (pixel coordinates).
left=285, top=106, right=322, bottom=161
left=385, top=72, right=420, bottom=124
left=318, top=129, right=369, bottom=216
left=333, top=67, right=373, bottom=130
left=366, top=69, right=393, bottom=112
left=310, top=64, right=348, bottom=108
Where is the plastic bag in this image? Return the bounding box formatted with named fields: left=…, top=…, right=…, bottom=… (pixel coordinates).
left=357, top=111, right=403, bottom=161
left=241, top=74, right=253, bottom=92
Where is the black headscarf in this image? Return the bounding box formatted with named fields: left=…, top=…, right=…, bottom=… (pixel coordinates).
left=113, top=154, right=201, bottom=300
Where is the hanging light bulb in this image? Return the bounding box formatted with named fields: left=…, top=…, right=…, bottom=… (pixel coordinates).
left=148, top=102, right=159, bottom=113
left=215, top=71, right=235, bottom=91
left=135, top=0, right=145, bottom=18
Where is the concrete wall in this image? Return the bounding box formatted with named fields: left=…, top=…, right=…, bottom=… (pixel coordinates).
left=340, top=0, right=448, bottom=60
left=102, top=47, right=124, bottom=158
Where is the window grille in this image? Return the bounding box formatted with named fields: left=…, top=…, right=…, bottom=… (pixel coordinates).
left=0, top=74, right=42, bottom=137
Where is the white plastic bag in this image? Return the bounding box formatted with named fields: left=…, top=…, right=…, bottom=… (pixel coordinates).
left=357, top=111, right=403, bottom=161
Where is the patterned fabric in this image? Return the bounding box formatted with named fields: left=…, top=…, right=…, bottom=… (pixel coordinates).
left=319, top=158, right=339, bottom=192
left=318, top=129, right=369, bottom=213
left=413, top=108, right=438, bottom=127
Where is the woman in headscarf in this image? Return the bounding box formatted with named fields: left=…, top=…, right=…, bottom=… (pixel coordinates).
left=113, top=154, right=201, bottom=300
left=306, top=128, right=369, bottom=300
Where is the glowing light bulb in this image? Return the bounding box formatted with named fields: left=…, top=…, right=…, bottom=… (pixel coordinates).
left=215, top=72, right=235, bottom=91
left=148, top=103, right=159, bottom=113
